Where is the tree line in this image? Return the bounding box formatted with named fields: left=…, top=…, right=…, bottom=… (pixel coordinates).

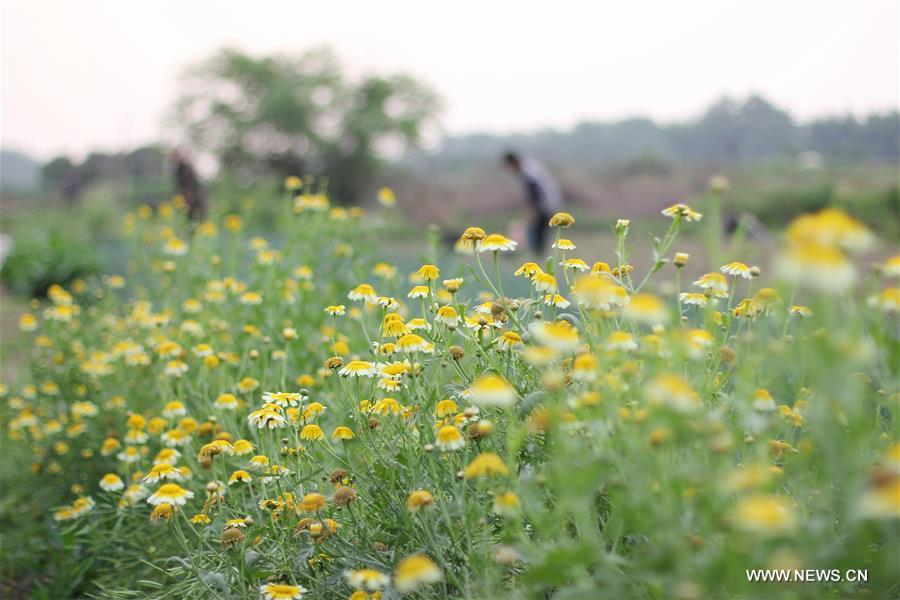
left=430, top=95, right=899, bottom=168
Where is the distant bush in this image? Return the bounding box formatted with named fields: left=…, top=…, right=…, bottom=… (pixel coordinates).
left=1, top=221, right=100, bottom=297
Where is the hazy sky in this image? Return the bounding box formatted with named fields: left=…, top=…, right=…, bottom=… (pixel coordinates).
left=2, top=0, right=898, bottom=160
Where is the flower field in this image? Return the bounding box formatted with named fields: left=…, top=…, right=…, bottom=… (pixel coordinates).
left=2, top=185, right=898, bottom=599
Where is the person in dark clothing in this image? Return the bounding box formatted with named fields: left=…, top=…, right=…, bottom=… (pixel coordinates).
left=502, top=151, right=563, bottom=255
left=170, top=148, right=206, bottom=220
left=61, top=170, right=83, bottom=206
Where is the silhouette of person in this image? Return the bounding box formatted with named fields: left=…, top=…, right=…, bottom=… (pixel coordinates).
left=502, top=151, right=562, bottom=255
left=170, top=148, right=206, bottom=220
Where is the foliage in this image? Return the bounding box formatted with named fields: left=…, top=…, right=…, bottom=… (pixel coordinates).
left=432, top=95, right=899, bottom=167
left=1, top=185, right=898, bottom=599
left=0, top=211, right=100, bottom=298
left=173, top=47, right=440, bottom=203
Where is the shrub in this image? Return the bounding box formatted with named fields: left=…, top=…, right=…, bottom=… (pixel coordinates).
left=0, top=220, right=100, bottom=297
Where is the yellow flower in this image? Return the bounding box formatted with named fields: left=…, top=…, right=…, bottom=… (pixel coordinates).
left=477, top=233, right=517, bottom=252
left=751, top=389, right=776, bottom=411
left=163, top=238, right=189, bottom=256
left=868, top=288, right=900, bottom=313
left=147, top=483, right=194, bottom=506
left=532, top=272, right=558, bottom=293
left=573, top=275, right=628, bottom=310
left=191, top=513, right=212, bottom=525
left=263, top=391, right=304, bottom=407
left=572, top=353, right=599, bottom=381
left=153, top=447, right=179, bottom=465
left=304, top=402, right=326, bottom=419
left=250, top=455, right=270, bottom=470
left=552, top=238, right=576, bottom=251
left=348, top=283, right=377, bottom=303
left=239, top=291, right=262, bottom=305
left=464, top=452, right=509, bottom=478
left=260, top=582, right=308, bottom=600
left=775, top=243, right=856, bottom=294
left=377, top=296, right=400, bottom=311
left=720, top=262, right=752, bottom=279
left=883, top=255, right=900, bottom=278
left=514, top=262, right=543, bottom=279
left=646, top=374, right=700, bottom=412
left=397, top=333, right=432, bottom=354
left=150, top=502, right=174, bottom=523
left=603, top=331, right=637, bottom=353
left=230, top=439, right=252, bottom=456
left=530, top=320, right=581, bottom=353
left=144, top=463, right=184, bottom=483
left=237, top=377, right=259, bottom=393
left=394, top=554, right=442, bottom=593
left=492, top=491, right=520, bottom=516
left=679, top=292, right=708, bottom=307
left=591, top=261, right=611, bottom=275
left=497, top=331, right=522, bottom=351
left=560, top=258, right=589, bottom=272
left=442, top=277, right=463, bottom=292
left=730, top=495, right=796, bottom=535
left=407, top=285, right=429, bottom=299
left=622, top=293, right=670, bottom=326
left=435, top=305, right=460, bottom=326
left=161, top=400, right=186, bottom=418
left=228, top=470, right=252, bottom=485
left=785, top=207, right=874, bottom=253
left=661, top=203, right=703, bottom=222
left=381, top=313, right=408, bottom=337
left=331, top=426, right=355, bottom=441
left=693, top=272, right=729, bottom=297
left=346, top=568, right=390, bottom=592
left=247, top=406, right=287, bottom=429
left=99, top=473, right=124, bottom=492
left=18, top=313, right=37, bottom=332
left=300, top=424, right=325, bottom=441
left=101, top=437, right=121, bottom=456
left=789, top=305, right=812, bottom=318
left=406, top=489, right=435, bottom=511
left=542, top=294, right=570, bottom=309
left=339, top=360, right=376, bottom=378
left=372, top=397, right=403, bottom=416
left=299, top=492, right=326, bottom=512
left=415, top=264, right=440, bottom=281
left=435, top=425, right=465, bottom=451
left=858, top=473, right=900, bottom=520
left=461, top=227, right=486, bottom=241
left=376, top=187, right=396, bottom=207
left=548, top=212, right=575, bottom=228
left=215, top=393, right=239, bottom=410
left=224, top=214, right=243, bottom=232
left=468, top=374, right=517, bottom=407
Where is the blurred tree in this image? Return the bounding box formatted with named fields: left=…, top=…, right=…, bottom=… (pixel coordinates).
left=173, top=48, right=440, bottom=203
left=41, top=155, right=74, bottom=189
left=125, top=146, right=165, bottom=181
left=429, top=95, right=898, bottom=169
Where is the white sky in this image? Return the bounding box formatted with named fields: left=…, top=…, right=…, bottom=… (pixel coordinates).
left=1, top=0, right=898, bottom=160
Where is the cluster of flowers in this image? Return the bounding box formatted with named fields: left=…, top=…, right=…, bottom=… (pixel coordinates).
left=4, top=182, right=898, bottom=598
